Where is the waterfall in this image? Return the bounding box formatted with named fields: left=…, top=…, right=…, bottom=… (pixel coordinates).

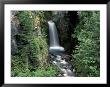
left=48, top=20, right=60, bottom=47
left=48, top=20, right=75, bottom=77
left=48, top=21, right=65, bottom=54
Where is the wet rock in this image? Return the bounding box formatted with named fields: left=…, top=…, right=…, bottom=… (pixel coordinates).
left=11, top=11, right=19, bottom=55
left=50, top=54, right=75, bottom=77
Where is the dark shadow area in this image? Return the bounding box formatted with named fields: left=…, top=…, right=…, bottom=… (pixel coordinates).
left=54, top=11, right=80, bottom=55
left=47, top=11, right=80, bottom=77
left=67, top=11, right=80, bottom=54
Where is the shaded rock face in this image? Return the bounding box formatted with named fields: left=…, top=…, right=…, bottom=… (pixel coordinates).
left=11, top=11, right=19, bottom=55
left=52, top=11, right=79, bottom=54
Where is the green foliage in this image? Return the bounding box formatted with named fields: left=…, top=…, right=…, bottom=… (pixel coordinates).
left=11, top=11, right=59, bottom=77
left=33, top=65, right=59, bottom=77
left=72, top=11, right=100, bottom=77
left=17, top=11, right=34, bottom=31
left=11, top=55, right=26, bottom=76
left=12, top=64, right=59, bottom=77
left=12, top=11, right=100, bottom=77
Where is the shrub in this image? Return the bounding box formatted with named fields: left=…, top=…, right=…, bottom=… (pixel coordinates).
left=11, top=11, right=59, bottom=77
left=72, top=11, right=100, bottom=77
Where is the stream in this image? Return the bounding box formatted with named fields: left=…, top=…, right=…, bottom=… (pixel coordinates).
left=51, top=54, right=75, bottom=77
left=48, top=21, right=75, bottom=77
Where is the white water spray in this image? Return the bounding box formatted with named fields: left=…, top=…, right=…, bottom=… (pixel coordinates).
left=48, top=20, right=75, bottom=77
left=48, top=21, right=65, bottom=53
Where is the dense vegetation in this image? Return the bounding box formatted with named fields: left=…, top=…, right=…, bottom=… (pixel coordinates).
left=72, top=11, right=100, bottom=76
left=11, top=11, right=60, bottom=77
left=11, top=11, right=100, bottom=77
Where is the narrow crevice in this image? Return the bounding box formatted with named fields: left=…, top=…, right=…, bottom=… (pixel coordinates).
left=48, top=11, right=80, bottom=77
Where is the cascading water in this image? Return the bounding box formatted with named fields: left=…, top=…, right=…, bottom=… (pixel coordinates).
left=48, top=20, right=75, bottom=77
left=48, top=21, right=65, bottom=55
